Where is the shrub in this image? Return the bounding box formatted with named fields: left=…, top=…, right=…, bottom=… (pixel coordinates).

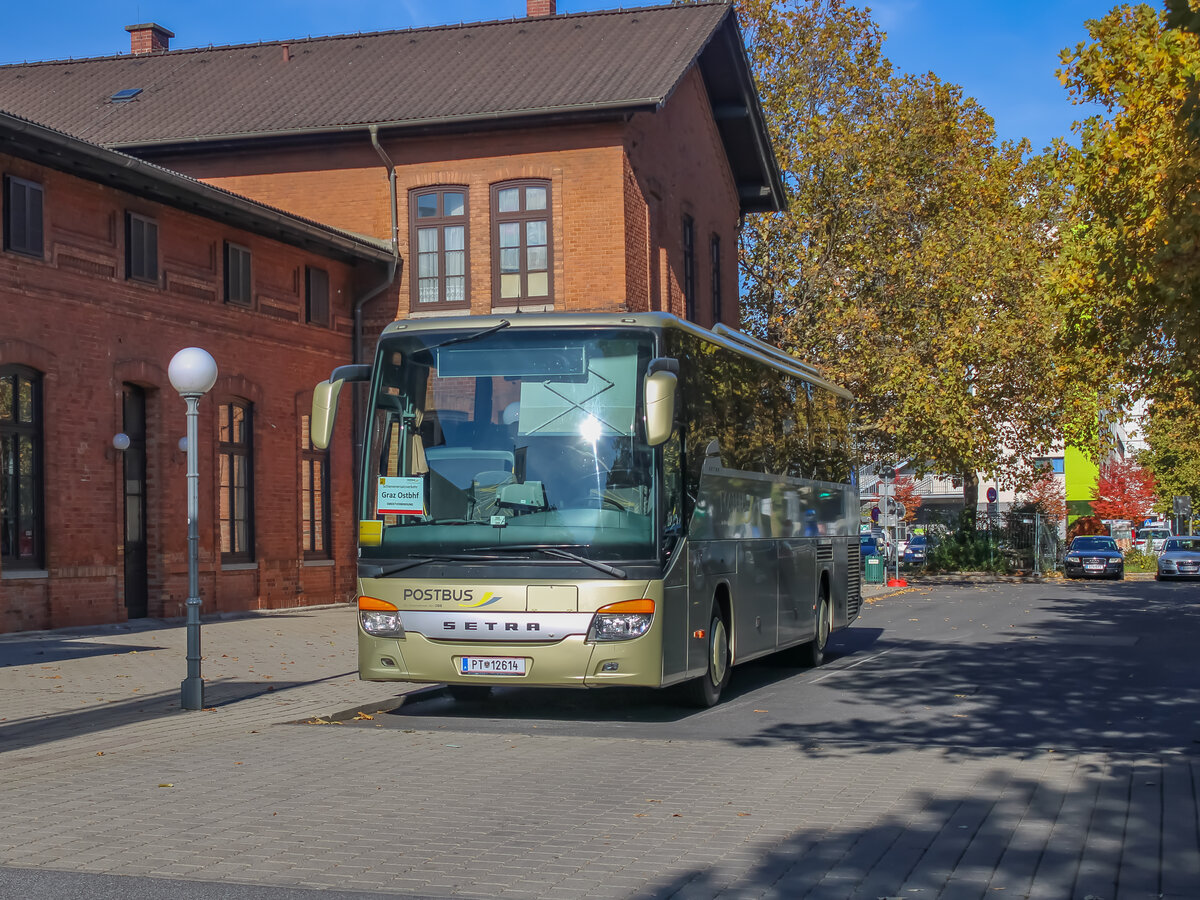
left=925, top=522, right=1011, bottom=573
left=1122, top=548, right=1157, bottom=573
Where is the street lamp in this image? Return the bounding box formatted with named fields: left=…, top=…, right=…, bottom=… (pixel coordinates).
left=168, top=347, right=218, bottom=711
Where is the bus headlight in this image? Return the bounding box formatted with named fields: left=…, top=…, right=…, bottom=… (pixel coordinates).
left=587, top=599, right=654, bottom=642
left=359, top=596, right=405, bottom=637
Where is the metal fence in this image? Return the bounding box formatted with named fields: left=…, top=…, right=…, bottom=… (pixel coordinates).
left=919, top=511, right=1063, bottom=574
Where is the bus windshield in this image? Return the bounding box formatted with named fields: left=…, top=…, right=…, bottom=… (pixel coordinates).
left=361, top=327, right=657, bottom=563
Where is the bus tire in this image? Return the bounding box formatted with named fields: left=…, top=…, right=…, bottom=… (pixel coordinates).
left=685, top=603, right=731, bottom=708
left=795, top=590, right=830, bottom=668
left=446, top=684, right=492, bottom=703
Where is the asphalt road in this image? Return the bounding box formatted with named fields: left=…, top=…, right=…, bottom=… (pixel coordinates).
left=344, top=576, right=1200, bottom=755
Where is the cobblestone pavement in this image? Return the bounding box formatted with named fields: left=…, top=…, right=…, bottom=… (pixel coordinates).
left=1, top=584, right=1197, bottom=899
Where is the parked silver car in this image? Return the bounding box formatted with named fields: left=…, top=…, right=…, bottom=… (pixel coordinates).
left=1156, top=536, right=1200, bottom=580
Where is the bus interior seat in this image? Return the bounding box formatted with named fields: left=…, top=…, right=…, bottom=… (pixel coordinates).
left=498, top=481, right=546, bottom=512
left=424, top=447, right=514, bottom=491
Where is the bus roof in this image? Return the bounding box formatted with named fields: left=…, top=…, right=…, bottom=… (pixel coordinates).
left=378, top=312, right=853, bottom=401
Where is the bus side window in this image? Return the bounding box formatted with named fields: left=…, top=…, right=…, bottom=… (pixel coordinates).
left=662, top=430, right=684, bottom=540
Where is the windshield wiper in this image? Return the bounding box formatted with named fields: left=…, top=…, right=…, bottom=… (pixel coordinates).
left=359, top=553, right=502, bottom=578
left=467, top=544, right=627, bottom=579
left=430, top=319, right=511, bottom=351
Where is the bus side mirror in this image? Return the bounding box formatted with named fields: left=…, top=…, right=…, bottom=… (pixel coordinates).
left=644, top=370, right=677, bottom=447
left=310, top=378, right=344, bottom=450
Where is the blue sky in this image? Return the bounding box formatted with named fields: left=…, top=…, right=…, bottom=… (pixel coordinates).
left=0, top=0, right=1129, bottom=150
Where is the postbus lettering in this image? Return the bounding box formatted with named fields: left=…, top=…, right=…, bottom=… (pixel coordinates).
left=403, top=588, right=473, bottom=603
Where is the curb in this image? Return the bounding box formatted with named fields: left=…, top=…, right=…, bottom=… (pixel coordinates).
left=307, top=683, right=445, bottom=723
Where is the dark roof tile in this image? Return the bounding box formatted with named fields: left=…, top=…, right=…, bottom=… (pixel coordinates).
left=0, top=5, right=731, bottom=146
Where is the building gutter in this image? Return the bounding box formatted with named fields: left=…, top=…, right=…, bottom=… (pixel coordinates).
left=361, top=124, right=401, bottom=367
left=341, top=124, right=403, bottom=512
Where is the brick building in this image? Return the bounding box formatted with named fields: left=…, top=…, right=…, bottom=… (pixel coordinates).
left=0, top=0, right=783, bottom=631
left=0, top=113, right=396, bottom=631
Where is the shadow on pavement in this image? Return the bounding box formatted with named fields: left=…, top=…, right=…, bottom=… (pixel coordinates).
left=732, top=581, right=1200, bottom=756
left=0, top=635, right=167, bottom=667
left=0, top=609, right=339, bottom=668
left=640, top=756, right=1188, bottom=900
left=0, top=674, right=354, bottom=754
left=362, top=627, right=887, bottom=732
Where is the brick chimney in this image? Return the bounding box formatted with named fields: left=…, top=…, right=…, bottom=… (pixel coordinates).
left=527, top=1, right=557, bottom=16
left=125, top=23, right=174, bottom=55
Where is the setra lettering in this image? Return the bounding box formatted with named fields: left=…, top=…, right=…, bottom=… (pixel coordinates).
left=440, top=620, right=542, bottom=632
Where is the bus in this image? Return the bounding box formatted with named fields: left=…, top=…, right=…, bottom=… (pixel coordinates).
left=312, top=313, right=860, bottom=706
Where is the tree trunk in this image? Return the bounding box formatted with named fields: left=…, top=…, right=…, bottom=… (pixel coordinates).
left=961, top=470, right=979, bottom=531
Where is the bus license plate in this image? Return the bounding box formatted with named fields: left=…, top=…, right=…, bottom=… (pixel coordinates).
left=460, top=656, right=526, bottom=675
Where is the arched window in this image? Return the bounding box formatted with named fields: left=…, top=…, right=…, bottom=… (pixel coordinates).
left=491, top=180, right=552, bottom=303
left=410, top=187, right=469, bottom=308
left=681, top=215, right=695, bottom=321
left=0, top=367, right=44, bottom=568
left=219, top=400, right=255, bottom=562
left=300, top=414, right=330, bottom=558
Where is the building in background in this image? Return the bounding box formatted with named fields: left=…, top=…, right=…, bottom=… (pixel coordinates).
left=0, top=1, right=784, bottom=631
left=0, top=111, right=395, bottom=632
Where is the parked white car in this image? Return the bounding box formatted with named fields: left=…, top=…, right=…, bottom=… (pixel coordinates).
left=1134, top=527, right=1172, bottom=553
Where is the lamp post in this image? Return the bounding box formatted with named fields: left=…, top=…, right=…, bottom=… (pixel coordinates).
left=168, top=348, right=218, bottom=710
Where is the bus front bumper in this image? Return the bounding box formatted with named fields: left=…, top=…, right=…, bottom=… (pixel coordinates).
left=359, top=629, right=663, bottom=688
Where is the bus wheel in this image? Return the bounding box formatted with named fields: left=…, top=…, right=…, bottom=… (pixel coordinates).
left=685, top=604, right=731, bottom=708
left=796, top=592, right=830, bottom=668
left=446, top=684, right=492, bottom=703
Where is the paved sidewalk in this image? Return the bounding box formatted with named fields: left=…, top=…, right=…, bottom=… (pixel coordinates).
left=4, top=582, right=1191, bottom=899
left=0, top=603, right=421, bottom=740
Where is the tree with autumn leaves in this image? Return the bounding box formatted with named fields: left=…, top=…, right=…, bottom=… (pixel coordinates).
left=1091, top=458, right=1159, bottom=524
left=892, top=476, right=923, bottom=525
left=1138, top=387, right=1200, bottom=511
left=1055, top=3, right=1200, bottom=401
left=1053, top=3, right=1200, bottom=492
left=696, top=0, right=1196, bottom=511
left=733, top=0, right=1070, bottom=518
left=1018, top=469, right=1067, bottom=530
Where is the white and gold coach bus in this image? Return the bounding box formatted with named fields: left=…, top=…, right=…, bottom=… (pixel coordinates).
left=312, top=313, right=860, bottom=706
